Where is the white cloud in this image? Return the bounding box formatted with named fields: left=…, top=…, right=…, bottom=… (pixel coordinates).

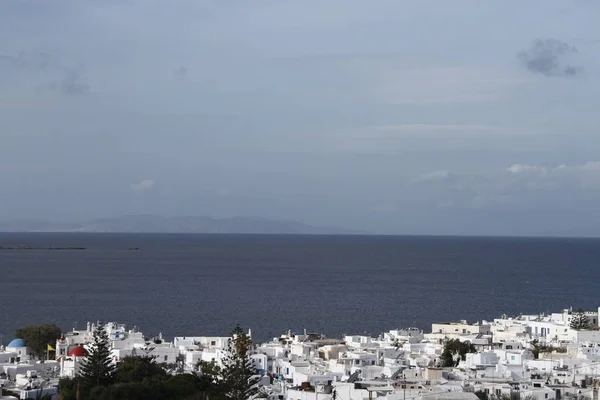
left=506, top=164, right=548, bottom=174
left=130, top=179, right=155, bottom=192
left=506, top=162, right=600, bottom=187
left=400, top=161, right=600, bottom=213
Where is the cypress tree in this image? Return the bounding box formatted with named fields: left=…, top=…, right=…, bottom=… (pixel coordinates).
left=221, top=325, right=259, bottom=400
left=79, top=322, right=115, bottom=388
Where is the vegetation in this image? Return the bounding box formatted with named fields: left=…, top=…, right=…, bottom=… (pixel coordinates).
left=440, top=338, right=476, bottom=367
left=2, top=388, right=22, bottom=398
left=475, top=392, right=537, bottom=400
left=80, top=322, right=116, bottom=389
left=220, top=325, right=260, bottom=400
left=58, top=377, right=83, bottom=400
left=57, top=325, right=260, bottom=400
left=60, top=359, right=210, bottom=400
left=570, top=308, right=591, bottom=330
left=113, top=355, right=168, bottom=384
left=15, top=323, right=62, bottom=360
left=196, top=359, right=226, bottom=399
left=531, top=340, right=567, bottom=359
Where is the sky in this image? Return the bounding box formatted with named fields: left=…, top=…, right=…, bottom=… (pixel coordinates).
left=1, top=0, right=599, bottom=236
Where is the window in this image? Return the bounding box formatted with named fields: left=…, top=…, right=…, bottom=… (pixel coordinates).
left=211, top=341, right=216, bottom=346
left=164, top=355, right=168, bottom=362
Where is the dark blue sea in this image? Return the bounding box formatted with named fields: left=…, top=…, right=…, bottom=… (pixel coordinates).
left=0, top=233, right=598, bottom=344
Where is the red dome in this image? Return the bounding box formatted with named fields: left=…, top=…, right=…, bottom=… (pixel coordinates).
left=68, top=346, right=88, bottom=357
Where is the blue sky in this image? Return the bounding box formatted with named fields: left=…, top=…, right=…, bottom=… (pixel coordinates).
left=1, top=0, right=599, bottom=235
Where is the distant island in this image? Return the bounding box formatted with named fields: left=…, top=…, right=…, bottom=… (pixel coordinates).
left=0, top=245, right=86, bottom=250
left=0, top=214, right=362, bottom=235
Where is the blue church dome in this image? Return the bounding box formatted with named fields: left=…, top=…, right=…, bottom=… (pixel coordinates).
left=7, top=338, right=26, bottom=348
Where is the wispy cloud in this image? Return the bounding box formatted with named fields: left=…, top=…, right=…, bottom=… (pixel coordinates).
left=52, top=69, right=90, bottom=96
left=374, top=66, right=529, bottom=105
left=412, top=170, right=451, bottom=183
left=369, top=124, right=508, bottom=136
left=506, top=161, right=600, bottom=189
left=130, top=179, right=155, bottom=192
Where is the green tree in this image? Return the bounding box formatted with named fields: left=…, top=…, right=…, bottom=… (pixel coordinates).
left=80, top=322, right=115, bottom=389
left=196, top=360, right=226, bottom=400
left=570, top=308, right=591, bottom=330
left=474, top=390, right=488, bottom=400
left=220, top=325, right=259, bottom=400
left=88, top=383, right=159, bottom=400
left=114, top=355, right=168, bottom=384
left=57, top=377, right=81, bottom=400
left=163, top=374, right=211, bottom=400
left=15, top=324, right=61, bottom=360
left=440, top=339, right=476, bottom=367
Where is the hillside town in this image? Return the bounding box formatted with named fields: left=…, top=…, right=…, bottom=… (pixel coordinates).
left=2, top=307, right=600, bottom=400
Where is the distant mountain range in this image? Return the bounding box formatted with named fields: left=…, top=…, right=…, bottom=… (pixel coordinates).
left=0, top=215, right=361, bottom=235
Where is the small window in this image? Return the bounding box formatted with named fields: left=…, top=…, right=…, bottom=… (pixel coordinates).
left=164, top=355, right=168, bottom=362
left=211, top=341, right=216, bottom=346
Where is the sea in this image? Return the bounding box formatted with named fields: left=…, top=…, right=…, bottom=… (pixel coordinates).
left=0, top=233, right=599, bottom=344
